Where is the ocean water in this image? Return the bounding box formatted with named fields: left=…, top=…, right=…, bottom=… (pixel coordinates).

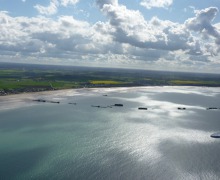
left=0, top=86, right=220, bottom=180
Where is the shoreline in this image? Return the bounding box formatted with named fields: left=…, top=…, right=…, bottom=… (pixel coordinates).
left=1, top=84, right=220, bottom=97
left=1, top=85, right=219, bottom=101
left=0, top=86, right=220, bottom=112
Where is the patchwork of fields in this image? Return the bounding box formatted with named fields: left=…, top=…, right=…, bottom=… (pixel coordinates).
left=1, top=63, right=220, bottom=95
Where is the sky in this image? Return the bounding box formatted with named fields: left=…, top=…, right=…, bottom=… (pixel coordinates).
left=0, top=0, right=220, bottom=73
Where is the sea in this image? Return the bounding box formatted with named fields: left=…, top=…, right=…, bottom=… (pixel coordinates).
left=0, top=86, right=220, bottom=180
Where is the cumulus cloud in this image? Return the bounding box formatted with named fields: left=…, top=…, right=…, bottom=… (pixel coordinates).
left=96, top=0, right=118, bottom=9
left=61, top=0, right=79, bottom=6
left=96, top=0, right=196, bottom=53
left=185, top=7, right=220, bottom=55
left=0, top=11, right=121, bottom=65
left=185, top=7, right=220, bottom=41
left=140, top=0, right=173, bottom=9
left=1, top=1, right=220, bottom=72
left=96, top=0, right=220, bottom=61
left=34, top=0, right=79, bottom=15
left=34, top=0, right=59, bottom=15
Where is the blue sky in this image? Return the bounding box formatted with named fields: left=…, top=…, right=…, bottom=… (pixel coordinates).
left=0, top=0, right=220, bottom=73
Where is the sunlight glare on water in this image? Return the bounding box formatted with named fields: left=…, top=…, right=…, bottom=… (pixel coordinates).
left=0, top=87, right=220, bottom=180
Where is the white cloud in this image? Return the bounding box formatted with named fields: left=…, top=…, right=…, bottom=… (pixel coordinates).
left=96, top=0, right=220, bottom=67
left=0, top=11, right=114, bottom=61
left=96, top=0, right=118, bottom=9
left=185, top=7, right=220, bottom=55
left=60, top=0, right=79, bottom=7
left=97, top=0, right=196, bottom=52
left=34, top=0, right=79, bottom=15
left=34, top=0, right=59, bottom=16
left=185, top=7, right=219, bottom=37
left=1, top=2, right=220, bottom=72
left=140, top=0, right=173, bottom=9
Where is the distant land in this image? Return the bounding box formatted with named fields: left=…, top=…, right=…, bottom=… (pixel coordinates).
left=1, top=62, right=220, bottom=96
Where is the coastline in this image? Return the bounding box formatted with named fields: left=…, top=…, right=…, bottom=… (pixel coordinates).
left=1, top=85, right=220, bottom=99
left=1, top=84, right=220, bottom=97
left=1, top=86, right=220, bottom=111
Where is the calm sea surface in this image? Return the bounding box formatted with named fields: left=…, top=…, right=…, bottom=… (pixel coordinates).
left=0, top=87, right=220, bottom=180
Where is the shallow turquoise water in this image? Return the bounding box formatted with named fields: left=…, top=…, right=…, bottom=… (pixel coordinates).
left=0, top=87, right=220, bottom=180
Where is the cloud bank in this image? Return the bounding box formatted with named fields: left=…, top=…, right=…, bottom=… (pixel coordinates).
left=0, top=0, right=220, bottom=72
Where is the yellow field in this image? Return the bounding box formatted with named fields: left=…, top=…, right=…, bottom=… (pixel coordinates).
left=90, top=80, right=123, bottom=85
left=170, top=80, right=205, bottom=85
